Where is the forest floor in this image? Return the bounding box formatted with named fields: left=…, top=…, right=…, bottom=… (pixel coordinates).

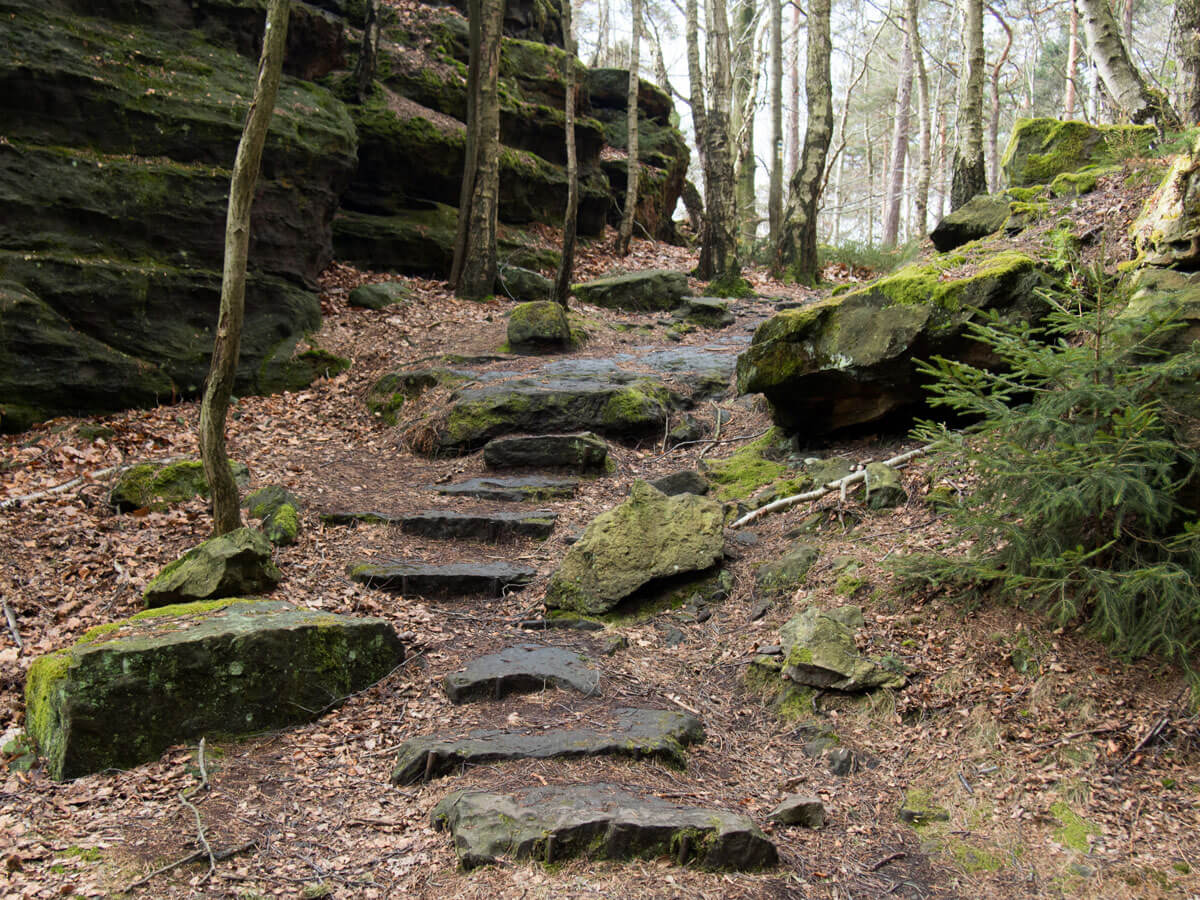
left=2, top=178, right=1200, bottom=899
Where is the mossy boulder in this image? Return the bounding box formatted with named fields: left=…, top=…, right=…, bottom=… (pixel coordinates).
left=24, top=599, right=405, bottom=780
left=755, top=544, right=819, bottom=596
left=431, top=372, right=673, bottom=454
left=544, top=480, right=724, bottom=614
left=865, top=463, right=907, bottom=509
left=507, top=300, right=570, bottom=353
left=1001, top=117, right=1154, bottom=188
left=673, top=297, right=734, bottom=328
left=497, top=266, right=554, bottom=302
left=1131, top=146, right=1200, bottom=267
left=110, top=459, right=250, bottom=512
left=143, top=528, right=281, bottom=607
left=780, top=606, right=905, bottom=692
left=930, top=193, right=1012, bottom=251
left=243, top=485, right=302, bottom=546
left=736, top=252, right=1045, bottom=435
left=574, top=269, right=690, bottom=312
left=348, top=281, right=412, bottom=309
left=365, top=366, right=477, bottom=426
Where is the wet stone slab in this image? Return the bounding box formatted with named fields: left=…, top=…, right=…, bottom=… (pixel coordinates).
left=434, top=476, right=579, bottom=502
left=432, top=783, right=779, bottom=870
left=482, top=432, right=609, bottom=471
left=348, top=561, right=536, bottom=597
left=399, top=509, right=557, bottom=542
left=390, top=707, right=704, bottom=783
left=442, top=644, right=600, bottom=703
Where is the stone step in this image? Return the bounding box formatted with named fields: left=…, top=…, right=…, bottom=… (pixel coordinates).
left=482, top=432, right=608, bottom=471
left=442, top=644, right=600, bottom=703
left=320, top=510, right=403, bottom=525
left=349, top=561, right=536, bottom=597
left=434, top=476, right=579, bottom=502
left=399, top=509, right=556, bottom=542
left=431, top=783, right=779, bottom=870
left=391, top=707, right=704, bottom=784
left=25, top=600, right=405, bottom=781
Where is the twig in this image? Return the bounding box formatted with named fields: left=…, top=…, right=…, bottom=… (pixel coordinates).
left=868, top=851, right=907, bottom=871
left=1113, top=687, right=1188, bottom=771
left=2, top=597, right=21, bottom=650
left=178, top=738, right=215, bottom=883
left=652, top=427, right=771, bottom=460
left=118, top=842, right=255, bottom=894
left=731, top=444, right=936, bottom=528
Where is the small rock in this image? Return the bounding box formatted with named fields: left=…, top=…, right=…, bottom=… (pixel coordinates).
left=242, top=485, right=302, bottom=546
left=731, top=530, right=758, bottom=546
left=349, top=281, right=411, bottom=310
left=825, top=747, right=861, bottom=776
left=507, top=301, right=572, bottom=354
left=143, top=528, right=279, bottom=608
left=442, top=645, right=600, bottom=703
left=865, top=462, right=907, bottom=509
left=648, top=469, right=709, bottom=496
left=110, top=458, right=250, bottom=512
left=755, top=544, right=819, bottom=596
left=496, top=266, right=553, bottom=302
left=673, top=297, right=734, bottom=328
left=662, top=625, right=686, bottom=647
left=748, top=599, right=771, bottom=621
left=758, top=644, right=782, bottom=656
left=601, top=634, right=628, bottom=655
left=767, top=795, right=826, bottom=828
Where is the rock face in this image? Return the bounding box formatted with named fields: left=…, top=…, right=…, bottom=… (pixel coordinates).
left=1131, top=146, right=1200, bottom=267
left=24, top=599, right=404, bottom=780
left=391, top=707, right=703, bottom=783
left=1001, top=118, right=1154, bottom=188
left=545, top=481, right=725, bottom=614
left=442, top=645, right=601, bottom=703
left=432, top=784, right=778, bottom=870
left=929, top=194, right=1012, bottom=251
left=1, top=3, right=357, bottom=427
left=109, top=459, right=250, bottom=513
left=736, top=252, right=1044, bottom=435
left=780, top=606, right=905, bottom=692
left=483, top=432, right=608, bottom=470
left=506, top=301, right=572, bottom=353
left=143, top=528, right=281, bottom=608
left=574, top=270, right=690, bottom=311
left=431, top=372, right=673, bottom=454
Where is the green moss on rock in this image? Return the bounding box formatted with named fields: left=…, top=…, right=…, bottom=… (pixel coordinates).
left=143, top=528, right=280, bottom=607
left=110, top=459, right=250, bottom=512
left=1001, top=118, right=1154, bottom=188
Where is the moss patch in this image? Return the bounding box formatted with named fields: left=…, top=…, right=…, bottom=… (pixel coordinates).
left=1051, top=801, right=1100, bottom=853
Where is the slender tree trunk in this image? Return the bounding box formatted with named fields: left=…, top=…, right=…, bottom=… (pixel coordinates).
left=1077, top=0, right=1178, bottom=125
left=1182, top=0, right=1200, bottom=123
left=951, top=0, right=986, bottom=209
left=1064, top=2, right=1080, bottom=117
left=698, top=0, right=740, bottom=279
left=788, top=2, right=800, bottom=175
left=685, top=0, right=709, bottom=190
left=592, top=0, right=610, bottom=66
left=986, top=8, right=1012, bottom=192
left=865, top=110, right=876, bottom=245
left=768, top=0, right=784, bottom=244
left=882, top=15, right=914, bottom=248
left=934, top=106, right=947, bottom=221
left=450, top=0, right=482, bottom=287
left=200, top=0, right=289, bottom=536
left=731, top=0, right=759, bottom=248
left=910, top=0, right=930, bottom=236
left=555, top=0, right=578, bottom=304
left=776, top=0, right=831, bottom=284
left=352, top=0, right=380, bottom=103
left=454, top=0, right=505, bottom=298
left=616, top=0, right=642, bottom=256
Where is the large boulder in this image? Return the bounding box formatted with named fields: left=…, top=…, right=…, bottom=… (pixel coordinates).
left=143, top=528, right=281, bottom=608
left=544, top=481, right=724, bottom=614
left=929, top=193, right=1012, bottom=251
left=0, top=4, right=357, bottom=426
left=736, top=252, right=1044, bottom=435
left=1001, top=117, right=1154, bottom=188
left=574, top=270, right=690, bottom=311
left=507, top=301, right=572, bottom=353
left=1131, top=145, right=1200, bottom=268
left=110, top=459, right=250, bottom=513
left=24, top=599, right=404, bottom=780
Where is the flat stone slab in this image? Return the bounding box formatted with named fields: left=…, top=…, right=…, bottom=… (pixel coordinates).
left=483, top=432, right=608, bottom=470
left=319, top=510, right=403, bottom=525
left=442, top=644, right=600, bottom=703
left=432, top=783, right=778, bottom=870
left=25, top=599, right=404, bottom=781
left=434, top=476, right=579, bottom=502
left=349, top=561, right=536, bottom=597
left=399, top=510, right=557, bottom=542
left=391, top=707, right=704, bottom=783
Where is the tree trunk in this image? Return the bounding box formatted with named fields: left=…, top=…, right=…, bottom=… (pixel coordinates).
left=450, top=0, right=482, bottom=287
left=986, top=8, right=1012, bottom=192
left=910, top=0, right=930, bottom=236
left=768, top=0, right=784, bottom=243
left=352, top=0, right=380, bottom=103
left=615, top=0, right=642, bottom=256
left=1077, top=0, right=1178, bottom=125
left=788, top=2, right=801, bottom=175
left=1064, top=1, right=1080, bottom=118
left=592, top=0, right=610, bottom=66
left=698, top=0, right=740, bottom=280
left=882, top=15, right=914, bottom=248
left=453, top=0, right=505, bottom=298
left=776, top=0, right=831, bottom=284
left=951, top=0, right=986, bottom=209
left=731, top=0, right=759, bottom=249
left=554, top=0, right=578, bottom=304
left=1182, top=0, right=1200, bottom=123
left=199, top=0, right=290, bottom=536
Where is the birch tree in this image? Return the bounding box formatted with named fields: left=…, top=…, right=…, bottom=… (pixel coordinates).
left=615, top=0, right=642, bottom=256
left=555, top=0, right=579, bottom=303
left=1077, top=0, right=1178, bottom=125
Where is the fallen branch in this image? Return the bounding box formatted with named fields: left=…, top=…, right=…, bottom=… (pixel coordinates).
left=2, top=597, right=21, bottom=650
left=731, top=444, right=936, bottom=529
left=653, top=427, right=771, bottom=461
left=118, top=842, right=256, bottom=894
left=1113, top=687, right=1189, bottom=771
